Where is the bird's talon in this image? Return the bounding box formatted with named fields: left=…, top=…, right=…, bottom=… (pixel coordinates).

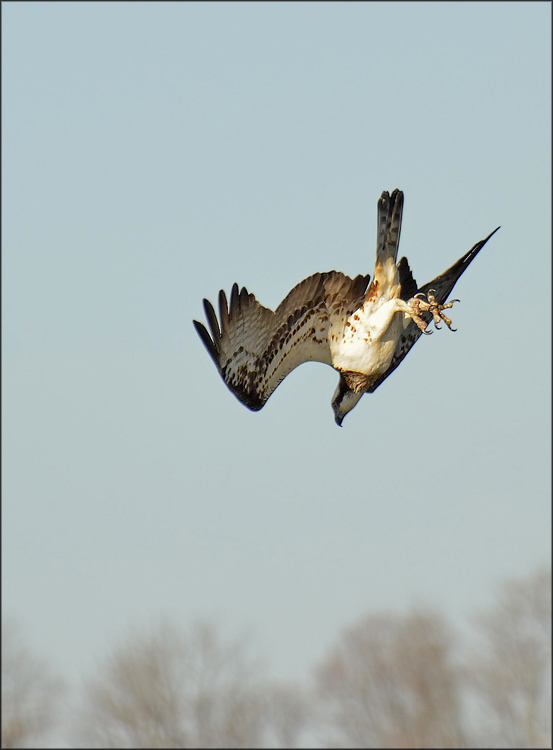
left=406, top=292, right=460, bottom=333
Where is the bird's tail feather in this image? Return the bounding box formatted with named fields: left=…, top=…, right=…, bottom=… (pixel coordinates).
left=376, top=189, right=404, bottom=264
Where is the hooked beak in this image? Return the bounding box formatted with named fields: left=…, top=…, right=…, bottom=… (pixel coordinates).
left=334, top=414, right=344, bottom=427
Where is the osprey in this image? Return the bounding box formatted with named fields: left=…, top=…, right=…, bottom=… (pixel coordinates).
left=194, top=189, right=499, bottom=425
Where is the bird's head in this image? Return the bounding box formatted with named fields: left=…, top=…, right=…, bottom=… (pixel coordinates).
left=331, top=372, right=366, bottom=427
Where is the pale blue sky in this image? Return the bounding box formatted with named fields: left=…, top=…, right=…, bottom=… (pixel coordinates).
left=3, top=0, right=551, bottom=712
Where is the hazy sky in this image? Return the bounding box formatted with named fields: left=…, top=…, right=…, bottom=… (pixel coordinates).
left=3, top=0, right=551, bottom=719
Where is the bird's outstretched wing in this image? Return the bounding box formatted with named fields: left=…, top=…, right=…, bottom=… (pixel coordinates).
left=367, top=226, right=500, bottom=393
left=194, top=271, right=370, bottom=410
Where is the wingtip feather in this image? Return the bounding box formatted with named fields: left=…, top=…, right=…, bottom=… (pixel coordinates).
left=203, top=298, right=221, bottom=342
left=230, top=283, right=240, bottom=315
left=193, top=319, right=219, bottom=366
left=219, top=289, right=230, bottom=334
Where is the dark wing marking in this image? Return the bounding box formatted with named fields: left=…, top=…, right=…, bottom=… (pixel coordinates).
left=397, top=256, right=418, bottom=301
left=194, top=272, right=370, bottom=410
left=367, top=226, right=500, bottom=393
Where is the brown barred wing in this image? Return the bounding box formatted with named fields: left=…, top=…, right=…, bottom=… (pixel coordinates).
left=193, top=271, right=370, bottom=411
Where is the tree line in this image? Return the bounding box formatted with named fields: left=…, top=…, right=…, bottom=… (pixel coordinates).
left=2, top=566, right=550, bottom=749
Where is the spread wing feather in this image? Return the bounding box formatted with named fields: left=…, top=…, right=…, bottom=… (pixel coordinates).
left=194, top=272, right=370, bottom=410
left=367, top=226, right=500, bottom=393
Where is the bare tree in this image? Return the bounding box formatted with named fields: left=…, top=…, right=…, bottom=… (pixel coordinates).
left=314, top=608, right=466, bottom=749
left=1, top=618, right=64, bottom=749
left=464, top=567, right=551, bottom=748
left=263, top=682, right=312, bottom=748
left=74, top=619, right=269, bottom=748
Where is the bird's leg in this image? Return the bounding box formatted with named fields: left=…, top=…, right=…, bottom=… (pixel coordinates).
left=396, top=290, right=460, bottom=334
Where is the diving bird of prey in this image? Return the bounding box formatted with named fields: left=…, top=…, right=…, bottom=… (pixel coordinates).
left=194, top=189, right=499, bottom=425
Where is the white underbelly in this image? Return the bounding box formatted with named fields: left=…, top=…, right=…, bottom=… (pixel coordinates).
left=331, top=301, right=404, bottom=376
